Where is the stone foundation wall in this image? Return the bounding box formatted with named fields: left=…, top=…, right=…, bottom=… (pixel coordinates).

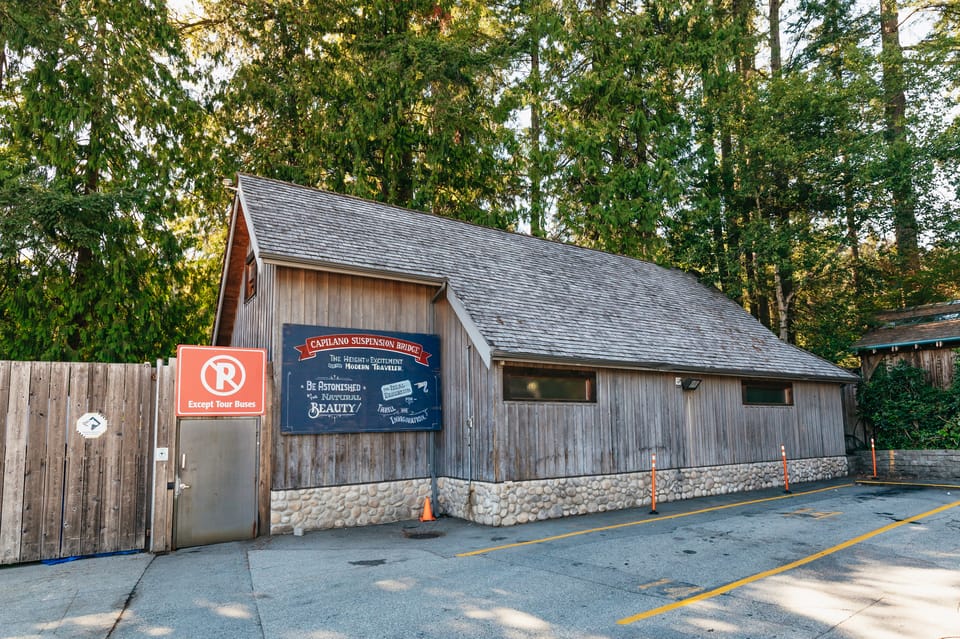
left=438, top=456, right=848, bottom=526
left=270, top=478, right=431, bottom=535
left=848, top=449, right=960, bottom=480
left=271, top=456, right=848, bottom=533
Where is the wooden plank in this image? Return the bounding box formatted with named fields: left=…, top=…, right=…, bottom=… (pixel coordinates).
left=287, top=268, right=312, bottom=488
left=440, top=305, right=461, bottom=479
left=19, top=362, right=51, bottom=562
left=149, top=360, right=169, bottom=553
left=257, top=362, right=274, bottom=535
left=40, top=363, right=70, bottom=559
left=80, top=363, right=109, bottom=556
left=98, top=364, right=125, bottom=552
left=0, top=361, right=11, bottom=543
left=314, top=270, right=329, bottom=326
left=116, top=364, right=146, bottom=551
left=351, top=273, right=365, bottom=327
left=334, top=272, right=351, bottom=326
left=491, top=364, right=503, bottom=483
left=151, top=358, right=177, bottom=553
left=120, top=365, right=140, bottom=550
left=0, top=362, right=31, bottom=564
left=61, top=364, right=88, bottom=557
left=134, top=362, right=153, bottom=549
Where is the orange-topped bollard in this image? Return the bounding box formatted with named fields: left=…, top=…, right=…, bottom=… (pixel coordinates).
left=781, top=445, right=791, bottom=494
left=649, top=453, right=659, bottom=515
left=870, top=438, right=878, bottom=478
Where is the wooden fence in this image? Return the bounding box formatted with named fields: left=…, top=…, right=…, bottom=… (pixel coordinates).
left=0, top=361, right=155, bottom=565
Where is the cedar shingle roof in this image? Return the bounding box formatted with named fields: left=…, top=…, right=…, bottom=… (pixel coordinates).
left=233, top=174, right=855, bottom=382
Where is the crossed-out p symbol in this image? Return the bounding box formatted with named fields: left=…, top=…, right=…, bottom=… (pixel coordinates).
left=200, top=355, right=246, bottom=396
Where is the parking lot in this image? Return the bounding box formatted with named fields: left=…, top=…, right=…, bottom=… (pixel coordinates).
left=1, top=479, right=958, bottom=638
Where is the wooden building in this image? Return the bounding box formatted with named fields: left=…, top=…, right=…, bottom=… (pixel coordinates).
left=852, top=302, right=960, bottom=389
left=213, top=174, right=856, bottom=532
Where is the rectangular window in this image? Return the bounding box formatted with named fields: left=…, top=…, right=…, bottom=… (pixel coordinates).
left=742, top=380, right=794, bottom=406
left=503, top=366, right=597, bottom=403
left=244, top=253, right=258, bottom=302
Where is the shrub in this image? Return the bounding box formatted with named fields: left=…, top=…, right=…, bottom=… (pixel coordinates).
left=857, top=359, right=960, bottom=449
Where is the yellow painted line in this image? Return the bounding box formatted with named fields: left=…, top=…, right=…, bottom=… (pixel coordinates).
left=637, top=578, right=671, bottom=591
left=662, top=584, right=704, bottom=599
left=783, top=507, right=842, bottom=520
left=617, top=499, right=960, bottom=625
left=857, top=480, right=960, bottom=490
left=456, top=483, right=853, bottom=558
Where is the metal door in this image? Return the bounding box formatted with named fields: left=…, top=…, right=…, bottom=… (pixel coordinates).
left=174, top=418, right=258, bottom=548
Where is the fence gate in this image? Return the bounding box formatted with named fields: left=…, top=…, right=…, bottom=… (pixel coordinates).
left=0, top=361, right=154, bottom=565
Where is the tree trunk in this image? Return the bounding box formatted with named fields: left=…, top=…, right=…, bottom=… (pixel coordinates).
left=769, top=0, right=782, bottom=77
left=880, top=0, right=920, bottom=274
left=774, top=267, right=794, bottom=341
left=768, top=0, right=791, bottom=338
left=529, top=18, right=545, bottom=237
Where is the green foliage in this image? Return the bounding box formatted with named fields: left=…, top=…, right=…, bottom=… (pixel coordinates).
left=0, top=0, right=221, bottom=363
left=1, top=0, right=959, bottom=367
left=548, top=0, right=705, bottom=262
left=857, top=360, right=960, bottom=450
left=202, top=0, right=521, bottom=226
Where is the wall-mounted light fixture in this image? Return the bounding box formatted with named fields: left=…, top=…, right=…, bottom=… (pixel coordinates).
left=681, top=377, right=702, bottom=391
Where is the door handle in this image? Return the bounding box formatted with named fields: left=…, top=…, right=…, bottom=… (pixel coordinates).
left=179, top=483, right=191, bottom=490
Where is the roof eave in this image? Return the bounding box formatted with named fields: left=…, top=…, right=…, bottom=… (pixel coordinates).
left=852, top=336, right=960, bottom=352
left=491, top=351, right=858, bottom=383
left=211, top=194, right=243, bottom=346
left=259, top=253, right=446, bottom=288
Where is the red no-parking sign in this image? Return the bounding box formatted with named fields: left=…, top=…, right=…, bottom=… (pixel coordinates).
left=176, top=345, right=267, bottom=416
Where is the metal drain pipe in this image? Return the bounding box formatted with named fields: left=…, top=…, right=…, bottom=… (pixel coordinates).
left=465, top=344, right=475, bottom=514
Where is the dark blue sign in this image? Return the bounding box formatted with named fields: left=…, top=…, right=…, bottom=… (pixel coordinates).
left=281, top=324, right=442, bottom=434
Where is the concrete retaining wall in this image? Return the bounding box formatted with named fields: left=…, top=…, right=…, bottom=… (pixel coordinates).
left=848, top=449, right=960, bottom=481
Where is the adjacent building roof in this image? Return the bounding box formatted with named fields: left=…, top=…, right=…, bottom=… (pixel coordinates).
left=221, top=174, right=855, bottom=382
left=852, top=301, right=960, bottom=351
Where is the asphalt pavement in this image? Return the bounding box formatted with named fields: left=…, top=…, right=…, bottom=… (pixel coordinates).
left=2, top=479, right=958, bottom=639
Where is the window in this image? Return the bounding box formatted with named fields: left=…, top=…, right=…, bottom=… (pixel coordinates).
left=503, top=366, right=597, bottom=403
left=742, top=380, right=793, bottom=406
left=244, top=253, right=258, bottom=301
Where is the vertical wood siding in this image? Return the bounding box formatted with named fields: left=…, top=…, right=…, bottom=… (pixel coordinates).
left=434, top=300, right=496, bottom=482
left=264, top=267, right=438, bottom=490
left=231, top=262, right=277, bottom=353
left=493, top=368, right=846, bottom=482
left=861, top=348, right=956, bottom=389
left=224, top=261, right=847, bottom=490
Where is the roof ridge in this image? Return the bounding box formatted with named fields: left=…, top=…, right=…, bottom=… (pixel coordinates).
left=235, top=172, right=690, bottom=277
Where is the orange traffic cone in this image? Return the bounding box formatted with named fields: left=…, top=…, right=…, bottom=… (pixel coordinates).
left=419, top=497, right=436, bottom=522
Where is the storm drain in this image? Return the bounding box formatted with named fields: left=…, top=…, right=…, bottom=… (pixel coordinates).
left=402, top=527, right=444, bottom=540
left=349, top=559, right=387, bottom=566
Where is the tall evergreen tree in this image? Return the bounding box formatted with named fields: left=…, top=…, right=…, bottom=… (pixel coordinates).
left=0, top=0, right=218, bottom=361
left=549, top=0, right=697, bottom=261
left=201, top=0, right=521, bottom=226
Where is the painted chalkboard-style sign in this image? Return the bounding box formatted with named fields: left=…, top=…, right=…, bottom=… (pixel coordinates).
left=281, top=324, right=442, bottom=434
